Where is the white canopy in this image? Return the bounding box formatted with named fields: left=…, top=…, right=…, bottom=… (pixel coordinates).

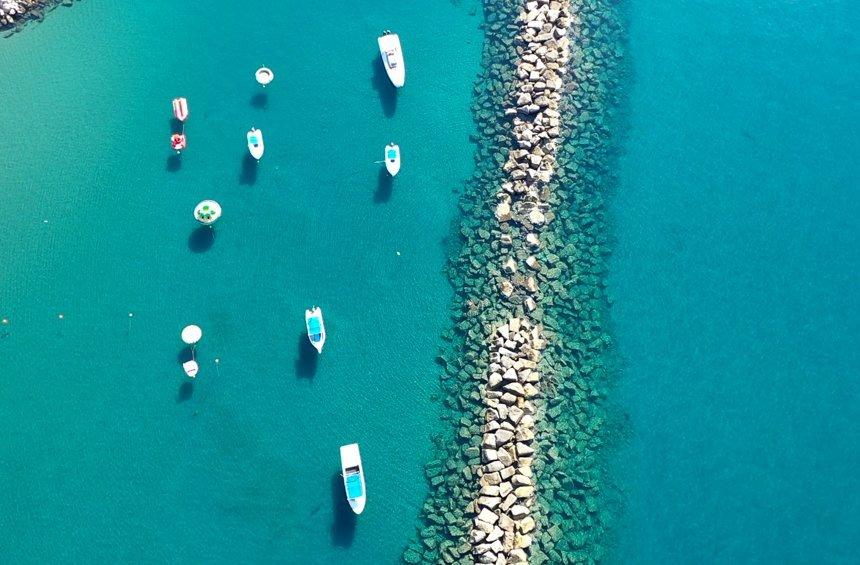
left=181, top=324, right=202, bottom=345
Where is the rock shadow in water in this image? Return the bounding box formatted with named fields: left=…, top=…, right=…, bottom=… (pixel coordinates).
left=295, top=332, right=318, bottom=379
left=239, top=153, right=258, bottom=185
left=166, top=154, right=182, bottom=172
left=250, top=92, right=268, bottom=109
left=188, top=226, right=215, bottom=253
left=371, top=56, right=397, bottom=117
left=330, top=472, right=356, bottom=547
left=176, top=381, right=194, bottom=403
left=374, top=167, right=393, bottom=203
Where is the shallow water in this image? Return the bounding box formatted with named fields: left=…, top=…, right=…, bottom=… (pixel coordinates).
left=610, top=1, right=859, bottom=562
left=0, top=1, right=484, bottom=562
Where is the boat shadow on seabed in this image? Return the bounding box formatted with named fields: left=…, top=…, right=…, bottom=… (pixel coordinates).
left=239, top=153, right=258, bottom=185
left=330, top=472, right=357, bottom=547
left=295, top=332, right=318, bottom=379
left=371, top=55, right=397, bottom=118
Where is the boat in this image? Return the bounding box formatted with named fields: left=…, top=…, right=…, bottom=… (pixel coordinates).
left=384, top=143, right=400, bottom=176
left=340, top=443, right=366, bottom=514
left=255, top=67, right=274, bottom=86
left=247, top=128, right=264, bottom=160
left=377, top=31, right=405, bottom=88
left=182, top=360, right=199, bottom=378
left=305, top=307, right=326, bottom=353
left=194, top=200, right=222, bottom=225
left=171, top=133, right=187, bottom=152
left=172, top=97, right=189, bottom=122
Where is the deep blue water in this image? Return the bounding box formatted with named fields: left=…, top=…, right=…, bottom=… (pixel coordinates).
left=611, top=1, right=859, bottom=562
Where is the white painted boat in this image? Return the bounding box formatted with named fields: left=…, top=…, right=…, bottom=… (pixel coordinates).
left=194, top=200, right=222, bottom=225
left=377, top=31, right=405, bottom=88
left=384, top=143, right=400, bottom=176
left=255, top=67, right=274, bottom=86
left=182, top=360, right=199, bottom=378
left=340, top=443, right=366, bottom=514
left=172, top=97, right=189, bottom=122
left=305, top=307, right=326, bottom=353
left=247, top=128, right=264, bottom=160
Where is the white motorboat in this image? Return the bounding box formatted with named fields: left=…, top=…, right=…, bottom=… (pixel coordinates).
left=377, top=31, right=405, bottom=88
left=305, top=307, right=326, bottom=353
left=384, top=143, right=400, bottom=176
left=247, top=128, right=265, bottom=160
left=182, top=360, right=199, bottom=378
left=340, top=443, right=366, bottom=514
left=255, top=67, right=274, bottom=86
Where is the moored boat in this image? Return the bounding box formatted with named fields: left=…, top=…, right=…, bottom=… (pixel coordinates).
left=247, top=128, right=264, bottom=160
left=182, top=360, right=199, bottom=378
left=305, top=307, right=326, bottom=353
left=171, top=133, right=187, bottom=152
left=172, top=97, right=189, bottom=122
left=384, top=143, right=400, bottom=176
left=377, top=31, right=405, bottom=88
left=255, top=67, right=274, bottom=86
left=340, top=443, right=366, bottom=514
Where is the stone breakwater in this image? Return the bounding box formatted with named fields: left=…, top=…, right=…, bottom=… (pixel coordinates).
left=470, top=1, right=572, bottom=563
left=405, top=0, right=624, bottom=563
left=0, top=0, right=68, bottom=33
left=471, top=317, right=545, bottom=563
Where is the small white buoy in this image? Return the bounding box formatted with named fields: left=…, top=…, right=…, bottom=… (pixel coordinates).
left=181, top=324, right=202, bottom=345
left=1, top=318, right=8, bottom=325
left=396, top=251, right=401, bottom=256
left=194, top=200, right=222, bottom=225
left=43, top=220, right=48, bottom=224
left=255, top=67, right=274, bottom=86
left=58, top=313, right=64, bottom=320
left=128, top=312, right=134, bottom=317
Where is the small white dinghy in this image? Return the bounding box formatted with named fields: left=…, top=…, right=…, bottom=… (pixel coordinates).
left=182, top=360, right=199, bottom=378
left=247, top=128, right=265, bottom=161
left=378, top=31, right=405, bottom=88
left=172, top=97, right=189, bottom=122
left=384, top=143, right=401, bottom=176
left=305, top=307, right=326, bottom=353
left=340, top=443, right=366, bottom=515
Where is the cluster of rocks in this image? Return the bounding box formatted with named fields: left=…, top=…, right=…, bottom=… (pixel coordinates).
left=405, top=0, right=626, bottom=562
left=471, top=317, right=544, bottom=564
left=0, top=0, right=65, bottom=31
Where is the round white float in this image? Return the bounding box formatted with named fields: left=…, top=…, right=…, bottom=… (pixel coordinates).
left=194, top=200, right=222, bottom=225
left=181, top=324, right=202, bottom=345
left=255, top=67, right=274, bottom=86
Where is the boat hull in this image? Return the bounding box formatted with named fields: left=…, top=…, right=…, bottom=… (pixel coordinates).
left=385, top=144, right=401, bottom=176
left=247, top=128, right=265, bottom=160
left=340, top=443, right=366, bottom=515
left=305, top=307, right=326, bottom=353
left=172, top=97, right=189, bottom=122
left=377, top=33, right=405, bottom=88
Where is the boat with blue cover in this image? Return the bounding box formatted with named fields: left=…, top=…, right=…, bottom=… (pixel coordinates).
left=305, top=306, right=326, bottom=353
left=384, top=143, right=400, bottom=176
left=340, top=443, right=366, bottom=514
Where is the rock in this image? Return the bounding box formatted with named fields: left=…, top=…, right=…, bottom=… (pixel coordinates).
left=497, top=448, right=514, bottom=466
left=503, top=257, right=517, bottom=274
left=507, top=405, right=524, bottom=425
left=482, top=449, right=499, bottom=462
left=486, top=526, right=505, bottom=543
left=500, top=279, right=514, bottom=298
left=510, top=504, right=529, bottom=519
left=495, top=429, right=514, bottom=444
left=526, top=233, right=541, bottom=248
left=502, top=368, right=518, bottom=381
left=518, top=516, right=536, bottom=533
left=495, top=201, right=512, bottom=222
left=511, top=474, right=532, bottom=487
left=488, top=372, right=503, bottom=389
left=477, top=508, right=499, bottom=526
left=509, top=549, right=528, bottom=564
left=514, top=486, right=535, bottom=498
left=516, top=442, right=535, bottom=457
left=478, top=496, right=502, bottom=509
left=503, top=382, right=525, bottom=396
left=515, top=533, right=533, bottom=548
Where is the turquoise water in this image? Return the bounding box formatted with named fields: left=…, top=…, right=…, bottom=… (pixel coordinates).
left=610, top=1, right=859, bottom=562
left=0, top=1, right=483, bottom=562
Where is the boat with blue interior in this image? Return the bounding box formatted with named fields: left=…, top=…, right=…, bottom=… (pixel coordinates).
left=305, top=307, right=326, bottom=353
left=340, top=443, right=366, bottom=514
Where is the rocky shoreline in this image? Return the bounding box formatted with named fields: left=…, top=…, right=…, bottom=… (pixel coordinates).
left=0, top=0, right=67, bottom=32
left=406, top=0, right=625, bottom=563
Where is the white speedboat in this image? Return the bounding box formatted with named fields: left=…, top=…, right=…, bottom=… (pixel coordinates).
left=384, top=143, right=400, bottom=176
left=377, top=31, right=405, bottom=88
left=247, top=128, right=264, bottom=160
left=340, top=443, right=366, bottom=514
left=305, top=307, right=326, bottom=353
